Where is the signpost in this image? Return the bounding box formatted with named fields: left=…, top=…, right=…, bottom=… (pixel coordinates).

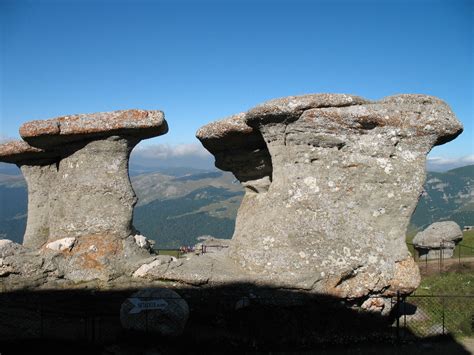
left=127, top=298, right=168, bottom=314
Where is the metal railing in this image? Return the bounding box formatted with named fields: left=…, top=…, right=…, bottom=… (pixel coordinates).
left=407, top=241, right=474, bottom=273
left=0, top=293, right=472, bottom=347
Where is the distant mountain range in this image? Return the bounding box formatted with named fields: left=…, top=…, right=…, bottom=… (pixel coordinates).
left=0, top=163, right=472, bottom=247
left=410, top=165, right=474, bottom=230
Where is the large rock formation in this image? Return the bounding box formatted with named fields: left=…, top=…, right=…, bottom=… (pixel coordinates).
left=0, top=110, right=168, bottom=281
left=413, top=221, right=463, bottom=259
left=197, top=94, right=463, bottom=301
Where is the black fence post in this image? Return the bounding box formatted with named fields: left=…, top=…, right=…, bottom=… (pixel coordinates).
left=439, top=242, right=442, bottom=273
left=39, top=301, right=43, bottom=339
left=84, top=311, right=88, bottom=341
left=442, top=296, right=445, bottom=335
left=396, top=291, right=400, bottom=343
left=145, top=308, right=149, bottom=333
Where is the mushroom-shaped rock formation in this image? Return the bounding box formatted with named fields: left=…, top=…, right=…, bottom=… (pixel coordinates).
left=197, top=94, right=463, bottom=301
left=18, top=109, right=167, bottom=244
left=413, top=221, right=463, bottom=259
left=0, top=110, right=167, bottom=281
left=0, top=141, right=59, bottom=249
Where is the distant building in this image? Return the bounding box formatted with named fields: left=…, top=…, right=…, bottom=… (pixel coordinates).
left=463, top=226, right=473, bottom=231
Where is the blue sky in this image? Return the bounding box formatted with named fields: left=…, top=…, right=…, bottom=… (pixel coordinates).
left=1, top=0, right=472, bottom=170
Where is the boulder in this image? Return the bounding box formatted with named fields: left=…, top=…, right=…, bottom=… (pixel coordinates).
left=120, top=288, right=189, bottom=336
left=45, top=237, right=76, bottom=252
left=413, top=221, right=463, bottom=259
left=132, top=255, right=175, bottom=278
left=197, top=93, right=463, bottom=300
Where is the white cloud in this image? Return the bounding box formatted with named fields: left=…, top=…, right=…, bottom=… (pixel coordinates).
left=131, top=143, right=211, bottom=159
left=130, top=143, right=214, bottom=169
left=427, top=154, right=474, bottom=172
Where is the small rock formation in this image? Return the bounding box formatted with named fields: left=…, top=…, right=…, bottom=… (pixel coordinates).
left=0, top=110, right=168, bottom=281
left=413, top=221, right=463, bottom=259
left=120, top=288, right=189, bottom=336
left=197, top=94, right=463, bottom=300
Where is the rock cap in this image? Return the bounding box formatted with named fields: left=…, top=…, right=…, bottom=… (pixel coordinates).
left=0, top=140, right=58, bottom=164
left=20, top=109, right=168, bottom=148
left=244, top=93, right=462, bottom=146
left=196, top=113, right=265, bottom=153
left=246, top=93, right=370, bottom=126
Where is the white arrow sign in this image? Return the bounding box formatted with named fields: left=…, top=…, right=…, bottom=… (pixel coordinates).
left=128, top=298, right=169, bottom=314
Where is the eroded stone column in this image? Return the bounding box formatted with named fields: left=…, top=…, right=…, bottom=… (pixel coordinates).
left=9, top=109, right=169, bottom=281
left=0, top=141, right=59, bottom=249
left=19, top=109, right=168, bottom=244
left=197, top=94, right=463, bottom=303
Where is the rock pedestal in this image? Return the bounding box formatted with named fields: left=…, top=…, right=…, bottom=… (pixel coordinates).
left=197, top=94, right=463, bottom=300
left=413, top=221, right=463, bottom=259
left=19, top=109, right=167, bottom=243
left=0, top=141, right=59, bottom=249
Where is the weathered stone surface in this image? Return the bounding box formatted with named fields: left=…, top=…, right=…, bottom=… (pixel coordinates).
left=0, top=141, right=59, bottom=249
left=132, top=255, right=175, bottom=278
left=0, top=240, right=24, bottom=258
left=20, top=109, right=167, bottom=148
left=48, top=136, right=139, bottom=241
left=413, top=221, right=463, bottom=259
left=20, top=164, right=58, bottom=249
left=120, top=288, right=189, bottom=336
left=0, top=239, right=22, bottom=278
left=197, top=93, right=463, bottom=300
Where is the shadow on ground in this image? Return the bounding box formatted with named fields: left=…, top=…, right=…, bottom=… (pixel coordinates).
left=0, top=284, right=471, bottom=354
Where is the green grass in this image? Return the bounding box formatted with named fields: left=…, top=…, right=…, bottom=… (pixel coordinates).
left=454, top=230, right=474, bottom=258
left=154, top=249, right=182, bottom=258
left=416, top=271, right=474, bottom=295
left=406, top=230, right=417, bottom=257
left=407, top=271, right=474, bottom=338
